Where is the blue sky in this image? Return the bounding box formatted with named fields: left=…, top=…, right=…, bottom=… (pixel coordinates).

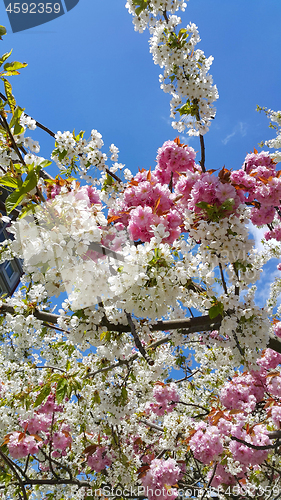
left=0, top=0, right=281, bottom=179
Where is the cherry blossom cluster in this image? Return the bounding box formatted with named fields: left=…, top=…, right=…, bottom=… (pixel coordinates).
left=259, top=106, right=281, bottom=163
left=0, top=111, right=40, bottom=174
left=126, top=1, right=218, bottom=135
left=7, top=394, right=71, bottom=460
left=151, top=20, right=218, bottom=135
left=51, top=129, right=124, bottom=188
left=141, top=458, right=182, bottom=500
left=145, top=382, right=179, bottom=415
left=125, top=0, right=188, bottom=33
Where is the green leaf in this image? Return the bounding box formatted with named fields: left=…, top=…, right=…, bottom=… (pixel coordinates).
left=196, top=201, right=210, bottom=210
left=13, top=121, right=24, bottom=135
left=9, top=106, right=24, bottom=128
left=5, top=170, right=38, bottom=214
left=34, top=159, right=52, bottom=174
left=0, top=49, right=12, bottom=67
left=3, top=61, right=27, bottom=72
left=5, top=189, right=24, bottom=214
left=208, top=302, right=224, bottom=320
left=0, top=174, right=22, bottom=189
left=58, top=149, right=68, bottom=162
left=56, top=378, right=68, bottom=404
left=93, top=390, right=101, bottom=404
left=2, top=78, right=15, bottom=113
left=34, top=384, right=51, bottom=407
left=2, top=70, right=21, bottom=77
left=75, top=130, right=84, bottom=141
left=132, top=0, right=148, bottom=15
left=121, top=387, right=128, bottom=402
left=0, top=26, right=7, bottom=40
left=178, top=28, right=188, bottom=39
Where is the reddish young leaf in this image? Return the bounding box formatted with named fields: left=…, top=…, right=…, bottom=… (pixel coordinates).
left=83, top=444, right=97, bottom=455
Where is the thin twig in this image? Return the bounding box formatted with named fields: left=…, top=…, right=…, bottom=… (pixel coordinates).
left=85, top=334, right=173, bottom=379
left=176, top=401, right=209, bottom=414
left=163, top=9, right=169, bottom=23
left=219, top=262, right=228, bottom=294
left=35, top=365, right=66, bottom=373
left=105, top=167, right=122, bottom=183
left=0, top=113, right=25, bottom=166
left=35, top=121, right=55, bottom=138
left=200, top=462, right=217, bottom=500
left=139, top=420, right=163, bottom=432
left=0, top=448, right=28, bottom=500
left=125, top=311, right=155, bottom=366
left=174, top=369, right=203, bottom=383
left=231, top=436, right=278, bottom=451
left=199, top=134, right=206, bottom=172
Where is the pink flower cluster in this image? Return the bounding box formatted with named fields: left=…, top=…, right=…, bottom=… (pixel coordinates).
left=270, top=406, right=281, bottom=429
left=7, top=394, right=72, bottom=460
left=146, top=383, right=179, bottom=416
left=230, top=424, right=270, bottom=466
left=52, top=426, right=72, bottom=458
left=231, top=152, right=281, bottom=230
left=219, top=371, right=265, bottom=411
left=184, top=172, right=242, bottom=218
left=273, top=321, right=281, bottom=338
left=50, top=143, right=281, bottom=249
left=257, top=348, right=281, bottom=369
left=142, top=458, right=182, bottom=500
left=207, top=463, right=236, bottom=488
left=111, top=165, right=183, bottom=244
left=87, top=446, right=113, bottom=472
left=7, top=431, right=42, bottom=459
left=110, top=140, right=247, bottom=243
left=155, top=140, right=196, bottom=185
left=74, top=185, right=101, bottom=206
left=266, top=373, right=281, bottom=398
left=189, top=422, right=223, bottom=464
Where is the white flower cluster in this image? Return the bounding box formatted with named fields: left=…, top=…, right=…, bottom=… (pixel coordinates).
left=0, top=132, right=18, bottom=174
left=7, top=190, right=114, bottom=307
left=185, top=208, right=255, bottom=284
left=263, top=108, right=281, bottom=162
left=219, top=299, right=270, bottom=367
left=0, top=115, right=39, bottom=175
left=52, top=129, right=124, bottom=184
left=19, top=113, right=36, bottom=131
left=126, top=0, right=217, bottom=135
left=150, top=20, right=218, bottom=135
left=108, top=239, right=203, bottom=320
left=125, top=0, right=187, bottom=33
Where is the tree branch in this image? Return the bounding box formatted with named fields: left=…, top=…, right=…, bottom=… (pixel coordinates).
left=218, top=262, right=228, bottom=294
left=199, top=134, right=206, bottom=173
left=231, top=435, right=278, bottom=451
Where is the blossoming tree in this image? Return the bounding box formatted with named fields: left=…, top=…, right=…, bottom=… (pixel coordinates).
left=0, top=1, right=281, bottom=499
